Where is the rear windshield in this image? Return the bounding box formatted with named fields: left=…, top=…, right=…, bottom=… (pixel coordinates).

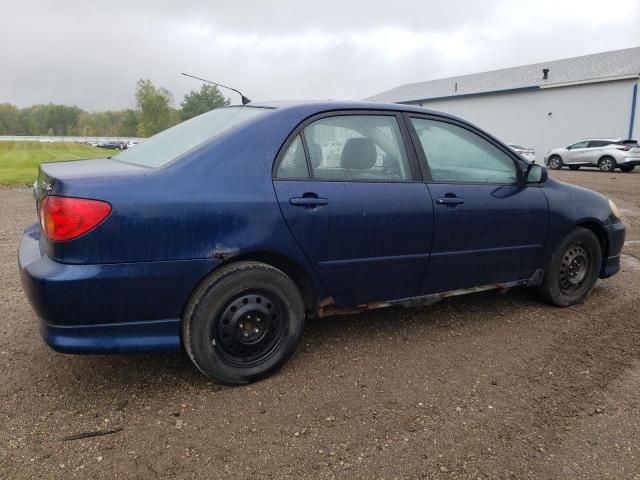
left=113, top=106, right=267, bottom=168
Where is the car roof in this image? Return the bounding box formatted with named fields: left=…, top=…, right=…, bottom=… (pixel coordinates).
left=573, top=138, right=621, bottom=143
left=246, top=99, right=461, bottom=119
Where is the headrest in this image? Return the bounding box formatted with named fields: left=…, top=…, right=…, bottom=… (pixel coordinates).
left=307, top=142, right=323, bottom=169
left=341, top=138, right=376, bottom=170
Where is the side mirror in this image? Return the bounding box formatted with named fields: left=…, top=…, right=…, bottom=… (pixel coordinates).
left=525, top=163, right=548, bottom=184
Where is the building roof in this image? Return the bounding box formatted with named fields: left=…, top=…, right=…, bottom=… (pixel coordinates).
left=365, top=46, right=640, bottom=104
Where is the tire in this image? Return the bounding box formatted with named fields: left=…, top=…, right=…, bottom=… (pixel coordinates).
left=620, top=164, right=635, bottom=173
left=536, top=227, right=602, bottom=307
left=568, top=165, right=580, bottom=171
left=547, top=155, right=562, bottom=170
left=182, top=261, right=305, bottom=384
left=598, top=156, right=616, bottom=172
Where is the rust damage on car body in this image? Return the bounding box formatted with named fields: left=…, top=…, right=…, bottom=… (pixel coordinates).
left=208, top=244, right=240, bottom=261
left=316, top=277, right=539, bottom=318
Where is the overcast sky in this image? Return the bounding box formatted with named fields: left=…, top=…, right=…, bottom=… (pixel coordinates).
left=1, top=0, right=638, bottom=111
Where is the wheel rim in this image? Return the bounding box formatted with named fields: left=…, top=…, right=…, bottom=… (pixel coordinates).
left=559, top=244, right=591, bottom=294
left=549, top=157, right=559, bottom=168
left=213, top=290, right=286, bottom=367
left=600, top=158, right=613, bottom=171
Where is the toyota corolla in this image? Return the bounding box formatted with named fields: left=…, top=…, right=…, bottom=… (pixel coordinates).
left=19, top=101, right=625, bottom=384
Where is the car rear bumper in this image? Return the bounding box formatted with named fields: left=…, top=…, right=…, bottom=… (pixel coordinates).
left=19, top=223, right=217, bottom=353
left=619, top=157, right=640, bottom=166
left=600, top=220, right=626, bottom=278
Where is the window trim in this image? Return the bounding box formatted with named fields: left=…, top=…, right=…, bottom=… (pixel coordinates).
left=272, top=110, right=423, bottom=183
left=403, top=113, right=527, bottom=186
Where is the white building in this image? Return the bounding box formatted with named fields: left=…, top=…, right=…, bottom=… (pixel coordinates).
left=366, top=47, right=640, bottom=161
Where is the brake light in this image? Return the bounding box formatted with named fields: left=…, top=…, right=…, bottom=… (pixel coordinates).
left=39, top=196, right=112, bottom=241
left=617, top=146, right=630, bottom=151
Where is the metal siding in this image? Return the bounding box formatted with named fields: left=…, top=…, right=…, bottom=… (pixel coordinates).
left=419, top=79, right=638, bottom=160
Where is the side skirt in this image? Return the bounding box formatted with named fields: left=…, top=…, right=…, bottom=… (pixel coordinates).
left=316, top=270, right=544, bottom=318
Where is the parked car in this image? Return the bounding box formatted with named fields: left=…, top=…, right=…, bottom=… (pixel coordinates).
left=545, top=139, right=640, bottom=172
left=97, top=141, right=127, bottom=150
left=19, top=102, right=625, bottom=384
left=508, top=143, right=536, bottom=162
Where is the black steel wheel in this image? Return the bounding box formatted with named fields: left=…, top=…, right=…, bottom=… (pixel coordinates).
left=547, top=155, right=562, bottom=169
left=558, top=244, right=591, bottom=295
left=620, top=164, right=635, bottom=173
left=214, top=291, right=286, bottom=368
left=598, top=156, right=615, bottom=172
left=182, top=261, right=305, bottom=384
left=568, top=165, right=580, bottom=171
left=536, top=227, right=602, bottom=307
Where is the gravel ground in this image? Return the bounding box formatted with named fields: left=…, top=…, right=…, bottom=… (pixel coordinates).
left=1, top=170, right=639, bottom=479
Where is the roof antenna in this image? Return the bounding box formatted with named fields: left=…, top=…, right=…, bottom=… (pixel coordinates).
left=181, top=72, right=252, bottom=105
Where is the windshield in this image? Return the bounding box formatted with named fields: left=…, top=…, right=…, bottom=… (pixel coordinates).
left=113, top=106, right=267, bottom=168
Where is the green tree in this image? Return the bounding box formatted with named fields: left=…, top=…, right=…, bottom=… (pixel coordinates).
left=21, top=103, right=83, bottom=135
left=0, top=103, right=21, bottom=135
left=117, top=109, right=139, bottom=137
left=135, top=79, right=179, bottom=137
left=180, top=84, right=229, bottom=121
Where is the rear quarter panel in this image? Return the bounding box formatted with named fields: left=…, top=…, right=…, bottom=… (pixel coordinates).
left=43, top=107, right=330, bottom=301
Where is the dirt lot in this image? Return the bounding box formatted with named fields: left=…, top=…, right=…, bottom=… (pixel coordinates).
left=1, top=169, right=639, bottom=479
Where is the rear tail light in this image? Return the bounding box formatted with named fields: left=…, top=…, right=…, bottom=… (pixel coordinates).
left=617, top=146, right=630, bottom=151
left=39, top=196, right=112, bottom=241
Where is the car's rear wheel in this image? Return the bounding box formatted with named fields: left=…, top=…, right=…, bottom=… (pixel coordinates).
left=182, top=261, right=305, bottom=384
left=547, top=155, right=562, bottom=169
left=598, top=156, right=616, bottom=172
left=536, top=227, right=602, bottom=307
left=620, top=164, right=635, bottom=172
left=568, top=165, right=580, bottom=170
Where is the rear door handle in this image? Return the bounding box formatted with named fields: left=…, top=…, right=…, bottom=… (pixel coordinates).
left=290, top=197, right=329, bottom=207
left=436, top=197, right=465, bottom=206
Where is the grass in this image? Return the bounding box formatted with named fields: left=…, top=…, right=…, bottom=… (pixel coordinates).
left=0, top=141, right=110, bottom=186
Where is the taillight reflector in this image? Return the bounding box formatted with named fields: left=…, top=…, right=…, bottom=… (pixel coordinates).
left=39, top=196, right=112, bottom=241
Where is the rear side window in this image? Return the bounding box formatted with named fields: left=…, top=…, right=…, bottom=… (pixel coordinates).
left=411, top=118, right=517, bottom=184
left=301, top=115, right=411, bottom=181
left=276, top=135, right=309, bottom=178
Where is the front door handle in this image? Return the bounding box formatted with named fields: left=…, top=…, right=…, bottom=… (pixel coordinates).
left=290, top=197, right=329, bottom=207
left=436, top=196, right=465, bottom=206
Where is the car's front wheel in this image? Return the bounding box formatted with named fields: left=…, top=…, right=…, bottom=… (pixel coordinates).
left=536, top=227, right=602, bottom=307
left=598, top=156, right=616, bottom=172
left=182, top=261, right=305, bottom=384
left=547, top=155, right=562, bottom=169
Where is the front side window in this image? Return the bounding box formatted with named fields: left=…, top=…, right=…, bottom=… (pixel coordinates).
left=569, top=141, right=589, bottom=149
left=301, top=115, right=411, bottom=181
left=411, top=118, right=517, bottom=184
left=114, top=107, right=266, bottom=168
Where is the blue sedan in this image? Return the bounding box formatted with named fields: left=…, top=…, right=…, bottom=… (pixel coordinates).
left=19, top=101, right=625, bottom=384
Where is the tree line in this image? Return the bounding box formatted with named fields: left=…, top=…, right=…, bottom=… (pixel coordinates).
left=0, top=79, right=229, bottom=138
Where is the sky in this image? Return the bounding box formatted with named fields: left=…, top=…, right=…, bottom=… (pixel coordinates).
left=1, top=0, right=639, bottom=111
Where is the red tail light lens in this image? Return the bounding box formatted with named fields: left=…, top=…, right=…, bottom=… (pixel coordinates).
left=617, top=146, right=630, bottom=151
left=39, top=196, right=112, bottom=241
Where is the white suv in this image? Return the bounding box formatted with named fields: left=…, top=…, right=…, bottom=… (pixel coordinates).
left=545, top=139, right=640, bottom=172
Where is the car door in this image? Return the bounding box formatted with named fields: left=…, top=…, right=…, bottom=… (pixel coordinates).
left=565, top=141, right=590, bottom=164
left=406, top=115, right=549, bottom=294
left=273, top=112, right=434, bottom=306
left=585, top=140, right=608, bottom=166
